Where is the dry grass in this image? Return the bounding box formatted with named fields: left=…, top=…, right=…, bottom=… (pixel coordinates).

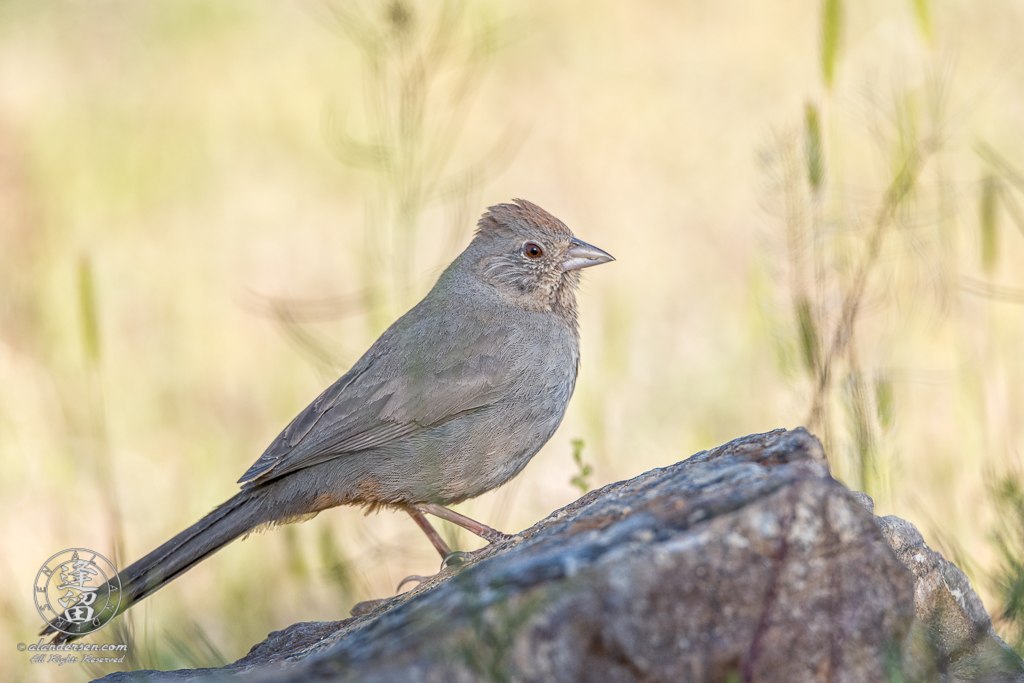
left=1, top=0, right=1023, bottom=679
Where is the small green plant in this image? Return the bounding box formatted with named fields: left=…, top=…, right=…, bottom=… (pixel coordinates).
left=757, top=0, right=950, bottom=496
left=569, top=438, right=593, bottom=494
left=988, top=469, right=1024, bottom=654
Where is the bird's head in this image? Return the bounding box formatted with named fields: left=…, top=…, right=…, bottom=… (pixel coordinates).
left=469, top=199, right=614, bottom=321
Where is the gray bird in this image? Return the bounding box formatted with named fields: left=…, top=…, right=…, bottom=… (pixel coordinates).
left=42, top=199, right=613, bottom=641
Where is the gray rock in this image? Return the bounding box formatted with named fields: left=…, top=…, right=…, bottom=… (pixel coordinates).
left=874, top=511, right=1023, bottom=682
left=92, top=428, right=1023, bottom=683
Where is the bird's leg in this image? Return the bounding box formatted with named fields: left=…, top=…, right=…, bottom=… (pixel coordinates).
left=414, top=503, right=514, bottom=544
left=397, top=506, right=463, bottom=588
left=402, top=505, right=453, bottom=558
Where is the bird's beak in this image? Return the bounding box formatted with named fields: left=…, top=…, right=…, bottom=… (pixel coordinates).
left=561, top=237, right=615, bottom=272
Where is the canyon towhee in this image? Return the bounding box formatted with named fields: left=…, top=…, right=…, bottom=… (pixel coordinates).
left=42, top=199, right=613, bottom=641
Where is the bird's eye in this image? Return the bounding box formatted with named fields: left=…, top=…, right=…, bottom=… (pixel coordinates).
left=523, top=242, right=544, bottom=259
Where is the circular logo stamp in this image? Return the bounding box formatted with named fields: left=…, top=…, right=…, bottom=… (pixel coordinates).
left=34, top=549, right=121, bottom=636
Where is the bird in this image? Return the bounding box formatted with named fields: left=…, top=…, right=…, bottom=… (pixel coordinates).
left=41, top=198, right=613, bottom=642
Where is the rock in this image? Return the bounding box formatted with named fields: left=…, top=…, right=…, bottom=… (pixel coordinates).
left=92, top=428, right=1023, bottom=683
left=874, top=513, right=1023, bottom=682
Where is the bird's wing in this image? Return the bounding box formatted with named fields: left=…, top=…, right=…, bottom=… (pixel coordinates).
left=238, top=321, right=512, bottom=486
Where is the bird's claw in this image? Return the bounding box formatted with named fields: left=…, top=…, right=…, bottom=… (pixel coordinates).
left=396, top=575, right=430, bottom=593
left=441, top=550, right=469, bottom=570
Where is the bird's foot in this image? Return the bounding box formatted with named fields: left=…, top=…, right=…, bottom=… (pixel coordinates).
left=394, top=542, right=508, bottom=596
left=394, top=556, right=464, bottom=595
left=482, top=529, right=515, bottom=544
left=441, top=550, right=470, bottom=569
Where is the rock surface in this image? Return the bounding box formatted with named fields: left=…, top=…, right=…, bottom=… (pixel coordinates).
left=875, top=514, right=1022, bottom=682
left=95, top=428, right=1023, bottom=683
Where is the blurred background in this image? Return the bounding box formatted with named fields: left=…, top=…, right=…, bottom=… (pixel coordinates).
left=2, top=0, right=1023, bottom=679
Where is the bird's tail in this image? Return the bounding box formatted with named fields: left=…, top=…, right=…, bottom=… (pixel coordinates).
left=41, top=488, right=269, bottom=643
